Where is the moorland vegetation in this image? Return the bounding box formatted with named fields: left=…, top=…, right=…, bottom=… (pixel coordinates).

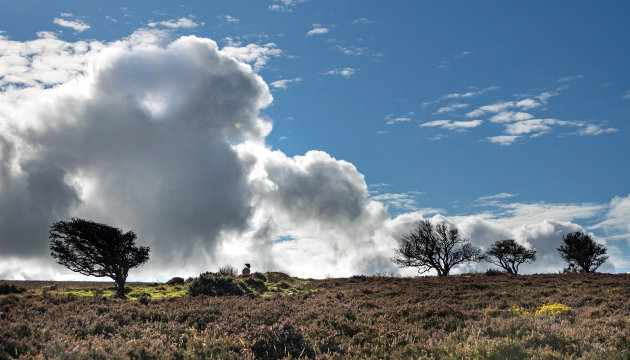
left=1, top=273, right=629, bottom=358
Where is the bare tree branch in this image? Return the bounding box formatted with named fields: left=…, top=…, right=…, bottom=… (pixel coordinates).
left=391, top=220, right=483, bottom=276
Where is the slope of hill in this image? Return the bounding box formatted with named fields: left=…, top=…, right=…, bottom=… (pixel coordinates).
left=1, top=273, right=629, bottom=359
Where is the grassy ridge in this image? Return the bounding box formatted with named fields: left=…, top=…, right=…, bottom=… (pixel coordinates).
left=1, top=273, right=629, bottom=359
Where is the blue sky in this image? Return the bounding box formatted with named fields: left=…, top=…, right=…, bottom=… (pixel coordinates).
left=0, top=1, right=629, bottom=279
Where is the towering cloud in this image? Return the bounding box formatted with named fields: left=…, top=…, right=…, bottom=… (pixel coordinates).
left=0, top=30, right=400, bottom=280
left=0, top=30, right=623, bottom=280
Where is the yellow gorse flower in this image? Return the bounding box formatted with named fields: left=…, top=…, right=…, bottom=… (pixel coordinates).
left=535, top=303, right=571, bottom=316
left=511, top=303, right=571, bottom=317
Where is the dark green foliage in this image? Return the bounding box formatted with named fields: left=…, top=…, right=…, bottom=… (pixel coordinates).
left=166, top=277, right=185, bottom=285
left=0, top=283, right=25, bottom=295
left=486, top=239, right=536, bottom=275
left=250, top=322, right=315, bottom=359
left=392, top=220, right=484, bottom=276
left=49, top=218, right=150, bottom=298
left=187, top=272, right=251, bottom=297
left=558, top=231, right=608, bottom=273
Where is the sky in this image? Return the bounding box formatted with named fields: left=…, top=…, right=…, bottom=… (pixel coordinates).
left=0, top=0, right=629, bottom=281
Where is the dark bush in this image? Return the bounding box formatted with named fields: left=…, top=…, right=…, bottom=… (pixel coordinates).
left=107, top=286, right=132, bottom=294
left=0, top=284, right=25, bottom=295
left=138, top=294, right=151, bottom=305
left=252, top=272, right=267, bottom=281
left=166, top=277, right=185, bottom=285
left=484, top=269, right=506, bottom=276
left=245, top=277, right=267, bottom=293
left=218, top=265, right=238, bottom=277
left=265, top=271, right=291, bottom=283
left=187, top=272, right=251, bottom=297
left=250, top=322, right=315, bottom=359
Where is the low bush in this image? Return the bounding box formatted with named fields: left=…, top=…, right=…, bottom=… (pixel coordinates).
left=0, top=284, right=25, bottom=295
left=484, top=269, right=506, bottom=276
left=251, top=272, right=267, bottom=281
left=218, top=265, right=238, bottom=277
left=187, top=272, right=251, bottom=297
left=265, top=271, right=291, bottom=283
left=244, top=277, right=267, bottom=293
left=166, top=277, right=185, bottom=286
left=250, top=322, right=315, bottom=359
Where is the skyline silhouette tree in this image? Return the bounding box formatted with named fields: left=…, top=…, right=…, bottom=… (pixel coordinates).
left=391, top=219, right=484, bottom=276
left=49, top=218, right=150, bottom=298
left=485, top=239, right=536, bottom=275
left=557, top=231, right=607, bottom=273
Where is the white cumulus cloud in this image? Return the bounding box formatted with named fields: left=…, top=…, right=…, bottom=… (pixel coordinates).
left=306, top=24, right=329, bottom=36
left=270, top=77, right=302, bottom=89
left=53, top=15, right=91, bottom=32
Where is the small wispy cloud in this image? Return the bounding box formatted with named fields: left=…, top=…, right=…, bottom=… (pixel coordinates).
left=557, top=74, right=583, bottom=83
left=574, top=124, right=618, bottom=136
left=324, top=67, right=356, bottom=78
left=371, top=192, right=430, bottom=213
left=476, top=193, right=517, bottom=202
left=148, top=17, right=198, bottom=29
left=53, top=14, right=90, bottom=32
left=269, top=0, right=307, bottom=12
left=218, top=15, right=239, bottom=23
left=623, top=90, right=630, bottom=100
left=306, top=24, right=329, bottom=36
left=437, top=50, right=474, bottom=68
left=385, top=112, right=414, bottom=125
left=270, top=78, right=302, bottom=89
left=330, top=44, right=381, bottom=57
left=504, top=119, right=562, bottom=136
left=352, top=18, right=373, bottom=24
left=487, top=135, right=519, bottom=146
left=466, top=96, right=543, bottom=118
left=434, top=103, right=469, bottom=114
left=440, top=86, right=499, bottom=101
left=420, top=119, right=483, bottom=131
left=221, top=43, right=282, bottom=71
left=489, top=111, right=534, bottom=123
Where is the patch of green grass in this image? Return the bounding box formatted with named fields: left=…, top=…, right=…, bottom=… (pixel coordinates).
left=127, top=284, right=187, bottom=299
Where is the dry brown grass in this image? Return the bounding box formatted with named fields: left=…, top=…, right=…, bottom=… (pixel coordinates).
left=1, top=273, right=629, bottom=359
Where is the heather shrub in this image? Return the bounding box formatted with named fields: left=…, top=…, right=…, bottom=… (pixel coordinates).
left=484, top=269, right=506, bottom=276
left=218, top=265, right=238, bottom=277
left=187, top=272, right=250, bottom=297
left=251, top=272, right=267, bottom=281
left=250, top=322, right=315, bottom=359
left=0, top=283, right=25, bottom=295
left=138, top=294, right=151, bottom=305
left=244, top=277, right=267, bottom=293
left=166, top=277, right=185, bottom=285
left=265, top=271, right=291, bottom=283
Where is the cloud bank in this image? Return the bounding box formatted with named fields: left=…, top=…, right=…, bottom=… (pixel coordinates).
left=0, top=29, right=626, bottom=281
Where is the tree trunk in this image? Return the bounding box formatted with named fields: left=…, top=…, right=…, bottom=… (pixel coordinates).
left=115, top=275, right=126, bottom=298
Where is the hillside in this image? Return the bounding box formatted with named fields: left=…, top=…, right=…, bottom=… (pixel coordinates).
left=1, top=273, right=629, bottom=359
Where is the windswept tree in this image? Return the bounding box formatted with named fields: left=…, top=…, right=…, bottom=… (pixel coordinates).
left=50, top=218, right=150, bottom=298
left=391, top=219, right=484, bottom=276
left=485, top=239, right=536, bottom=275
left=557, top=231, right=607, bottom=273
